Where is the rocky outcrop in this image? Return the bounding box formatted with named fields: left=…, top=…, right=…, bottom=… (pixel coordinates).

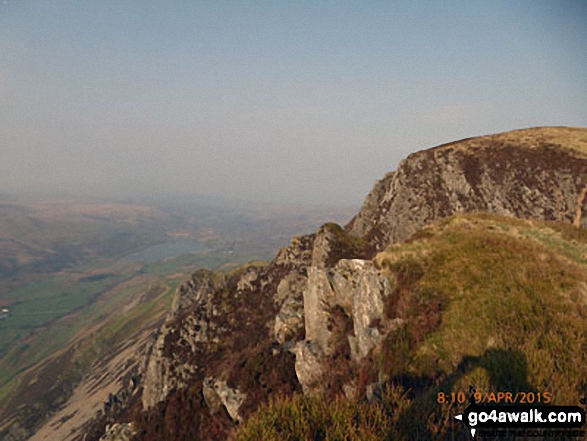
left=332, top=259, right=394, bottom=362
left=292, top=341, right=324, bottom=394
left=293, top=258, right=397, bottom=391
left=170, top=269, right=223, bottom=321
left=202, top=377, right=246, bottom=422
left=139, top=233, right=316, bottom=418
left=100, top=423, right=136, bottom=441
left=273, top=272, right=306, bottom=345
left=347, top=127, right=587, bottom=251
left=142, top=270, right=222, bottom=409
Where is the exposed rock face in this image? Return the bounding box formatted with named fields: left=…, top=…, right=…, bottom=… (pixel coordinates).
left=170, top=269, right=222, bottom=321
left=100, top=423, right=136, bottom=441
left=142, top=270, right=223, bottom=409
left=347, top=127, right=587, bottom=251
left=292, top=341, right=324, bottom=394
left=137, top=232, right=315, bottom=427
left=274, top=272, right=306, bottom=345
left=332, top=259, right=393, bottom=362
left=202, top=377, right=246, bottom=422
left=293, top=258, right=395, bottom=391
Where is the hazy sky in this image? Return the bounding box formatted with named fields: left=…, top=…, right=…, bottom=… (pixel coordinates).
left=1, top=1, right=586, bottom=205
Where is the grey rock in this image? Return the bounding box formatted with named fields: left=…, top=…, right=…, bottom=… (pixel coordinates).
left=142, top=270, right=221, bottom=409
left=236, top=267, right=260, bottom=293
left=347, top=127, right=587, bottom=250
left=300, top=259, right=393, bottom=364
left=202, top=377, right=224, bottom=415
left=302, top=267, right=336, bottom=354
left=274, top=235, right=315, bottom=268
left=171, top=269, right=223, bottom=321
left=293, top=340, right=325, bottom=394
left=274, top=273, right=306, bottom=344
left=203, top=377, right=246, bottom=423
left=340, top=259, right=392, bottom=362
left=274, top=271, right=307, bottom=306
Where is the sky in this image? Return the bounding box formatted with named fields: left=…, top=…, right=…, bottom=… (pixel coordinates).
left=1, top=1, right=586, bottom=206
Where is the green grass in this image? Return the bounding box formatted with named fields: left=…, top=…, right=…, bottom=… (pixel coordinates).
left=376, top=214, right=587, bottom=397
left=0, top=270, right=179, bottom=424
left=238, top=386, right=410, bottom=441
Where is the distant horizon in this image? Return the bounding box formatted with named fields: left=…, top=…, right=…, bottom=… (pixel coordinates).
left=2, top=1, right=586, bottom=206
left=4, top=124, right=587, bottom=209
left=0, top=186, right=361, bottom=211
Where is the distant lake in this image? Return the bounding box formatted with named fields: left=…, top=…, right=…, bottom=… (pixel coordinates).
left=121, top=238, right=209, bottom=262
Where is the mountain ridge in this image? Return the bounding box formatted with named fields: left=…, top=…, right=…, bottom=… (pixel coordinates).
left=346, top=126, right=587, bottom=251
left=26, top=126, right=587, bottom=440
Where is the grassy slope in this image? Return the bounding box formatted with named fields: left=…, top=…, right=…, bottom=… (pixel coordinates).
left=0, top=268, right=181, bottom=436
left=0, top=201, right=172, bottom=301
left=0, top=242, right=289, bottom=435
left=239, top=213, right=587, bottom=440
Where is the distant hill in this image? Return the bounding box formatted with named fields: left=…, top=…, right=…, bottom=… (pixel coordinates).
left=0, top=200, right=172, bottom=285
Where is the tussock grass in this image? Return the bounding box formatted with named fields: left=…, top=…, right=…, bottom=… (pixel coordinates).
left=377, top=214, right=587, bottom=403
left=238, top=385, right=410, bottom=441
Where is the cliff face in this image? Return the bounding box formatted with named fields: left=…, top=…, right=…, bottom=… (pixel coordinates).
left=347, top=127, right=587, bottom=251
left=86, top=127, right=587, bottom=440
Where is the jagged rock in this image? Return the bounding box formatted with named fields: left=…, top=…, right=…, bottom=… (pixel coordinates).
left=347, top=127, right=587, bottom=251
left=298, top=222, right=372, bottom=356
left=274, top=271, right=307, bottom=306
left=311, top=224, right=339, bottom=268
left=274, top=272, right=306, bottom=344
left=293, top=340, right=324, bottom=394
left=300, top=259, right=393, bottom=364
left=171, top=269, right=222, bottom=320
left=292, top=258, right=394, bottom=394
left=335, top=259, right=392, bottom=361
left=203, top=377, right=246, bottom=422
left=141, top=324, right=172, bottom=409
left=142, top=270, right=222, bottom=409
left=215, top=380, right=247, bottom=423
left=100, top=423, right=136, bottom=441
left=202, top=377, right=224, bottom=414
left=275, top=297, right=305, bottom=345
left=142, top=324, right=200, bottom=409
left=236, top=267, right=260, bottom=293
left=274, top=235, right=315, bottom=268
left=347, top=171, right=395, bottom=243
left=302, top=267, right=336, bottom=353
